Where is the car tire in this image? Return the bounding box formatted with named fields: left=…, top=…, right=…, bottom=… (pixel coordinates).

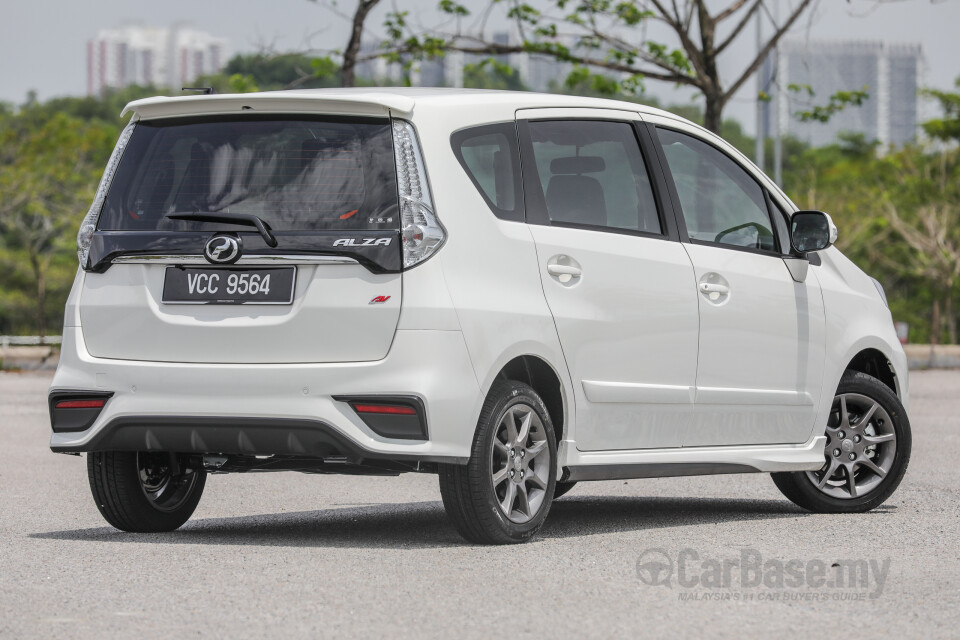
left=88, top=451, right=207, bottom=532
left=772, top=371, right=911, bottom=513
left=439, top=380, right=558, bottom=544
left=553, top=481, right=577, bottom=499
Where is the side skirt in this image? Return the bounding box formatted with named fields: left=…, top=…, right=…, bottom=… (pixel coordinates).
left=558, top=435, right=827, bottom=481
left=563, top=462, right=759, bottom=482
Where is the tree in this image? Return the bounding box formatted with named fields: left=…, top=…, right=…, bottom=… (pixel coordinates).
left=872, top=146, right=960, bottom=346
left=308, top=0, right=383, bottom=87
left=380, top=0, right=816, bottom=133
left=202, top=2, right=384, bottom=90
left=883, top=199, right=960, bottom=346
left=342, top=0, right=383, bottom=86
left=220, top=53, right=341, bottom=90
left=463, top=60, right=529, bottom=90
left=0, top=110, right=115, bottom=336
left=923, top=76, right=960, bottom=143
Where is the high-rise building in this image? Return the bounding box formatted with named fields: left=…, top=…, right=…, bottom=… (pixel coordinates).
left=762, top=40, right=925, bottom=148
left=87, top=24, right=229, bottom=95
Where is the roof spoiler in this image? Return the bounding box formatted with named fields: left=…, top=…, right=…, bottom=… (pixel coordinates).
left=122, top=91, right=416, bottom=121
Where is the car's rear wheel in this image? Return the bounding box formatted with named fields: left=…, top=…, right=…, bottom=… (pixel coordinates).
left=87, top=451, right=206, bottom=532
left=772, top=371, right=910, bottom=513
left=439, top=380, right=557, bottom=544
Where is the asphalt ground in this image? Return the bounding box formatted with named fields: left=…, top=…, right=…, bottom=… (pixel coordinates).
left=1, top=370, right=957, bottom=638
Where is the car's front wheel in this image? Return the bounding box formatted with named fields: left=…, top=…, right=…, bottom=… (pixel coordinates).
left=87, top=451, right=206, bottom=532
left=772, top=371, right=911, bottom=513
left=439, top=380, right=558, bottom=544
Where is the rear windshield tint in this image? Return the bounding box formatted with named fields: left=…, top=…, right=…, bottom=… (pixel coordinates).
left=98, top=116, right=398, bottom=232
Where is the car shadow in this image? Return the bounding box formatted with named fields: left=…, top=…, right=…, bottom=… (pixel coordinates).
left=21, top=494, right=878, bottom=550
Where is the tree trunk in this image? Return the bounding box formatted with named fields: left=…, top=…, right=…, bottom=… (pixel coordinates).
left=29, top=254, right=47, bottom=339
left=703, top=92, right=723, bottom=135
left=341, top=0, right=380, bottom=88
left=947, top=292, right=956, bottom=345
left=930, top=297, right=941, bottom=347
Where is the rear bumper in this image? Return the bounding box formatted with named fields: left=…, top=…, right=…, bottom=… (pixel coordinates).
left=51, top=415, right=454, bottom=464
left=49, top=326, right=483, bottom=463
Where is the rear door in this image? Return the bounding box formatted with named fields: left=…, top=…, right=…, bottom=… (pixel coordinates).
left=649, top=122, right=826, bottom=446
left=80, top=115, right=402, bottom=364
left=516, top=109, right=699, bottom=451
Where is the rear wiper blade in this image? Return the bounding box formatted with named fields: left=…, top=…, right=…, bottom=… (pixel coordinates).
left=165, top=212, right=278, bottom=248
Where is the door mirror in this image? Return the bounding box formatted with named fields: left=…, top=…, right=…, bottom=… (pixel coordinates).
left=790, top=211, right=835, bottom=253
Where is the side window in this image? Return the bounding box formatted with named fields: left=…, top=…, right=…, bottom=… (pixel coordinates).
left=657, top=128, right=776, bottom=252
left=451, top=122, right=524, bottom=222
left=525, top=120, right=662, bottom=234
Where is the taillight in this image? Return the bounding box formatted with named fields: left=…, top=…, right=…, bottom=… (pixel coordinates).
left=391, top=120, right=445, bottom=269
left=78, top=122, right=136, bottom=269
left=353, top=403, right=418, bottom=416
left=49, top=392, right=113, bottom=433
left=55, top=399, right=107, bottom=409
left=335, top=395, right=427, bottom=440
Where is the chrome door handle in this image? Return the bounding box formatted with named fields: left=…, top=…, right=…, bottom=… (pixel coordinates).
left=699, top=282, right=729, bottom=294
left=547, top=264, right=582, bottom=278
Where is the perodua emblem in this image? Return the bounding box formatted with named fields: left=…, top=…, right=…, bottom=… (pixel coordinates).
left=204, top=234, right=242, bottom=265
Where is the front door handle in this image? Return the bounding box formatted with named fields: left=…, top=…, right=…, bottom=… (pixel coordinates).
left=699, top=282, right=729, bottom=295
left=547, top=264, right=582, bottom=278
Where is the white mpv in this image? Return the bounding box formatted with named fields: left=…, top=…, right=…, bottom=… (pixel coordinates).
left=50, top=88, right=911, bottom=544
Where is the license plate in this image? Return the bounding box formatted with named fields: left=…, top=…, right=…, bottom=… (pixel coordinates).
left=162, top=267, right=296, bottom=305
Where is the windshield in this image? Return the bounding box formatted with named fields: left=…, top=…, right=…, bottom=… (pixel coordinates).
left=97, top=116, right=399, bottom=232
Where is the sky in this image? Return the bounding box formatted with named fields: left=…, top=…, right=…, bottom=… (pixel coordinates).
left=2, top=0, right=958, bottom=133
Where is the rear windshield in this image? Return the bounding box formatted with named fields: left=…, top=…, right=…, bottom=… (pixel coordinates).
left=98, top=116, right=399, bottom=232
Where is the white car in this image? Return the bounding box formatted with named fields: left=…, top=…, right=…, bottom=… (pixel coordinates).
left=49, top=88, right=911, bottom=543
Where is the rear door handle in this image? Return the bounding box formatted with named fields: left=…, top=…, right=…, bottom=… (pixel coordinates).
left=699, top=282, right=729, bottom=294
left=547, top=264, right=582, bottom=278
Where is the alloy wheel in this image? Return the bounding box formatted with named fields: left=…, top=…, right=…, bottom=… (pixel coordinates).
left=806, top=392, right=897, bottom=499
left=490, top=403, right=551, bottom=524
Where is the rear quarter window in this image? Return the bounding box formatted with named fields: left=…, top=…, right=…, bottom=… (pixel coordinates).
left=451, top=123, right=524, bottom=222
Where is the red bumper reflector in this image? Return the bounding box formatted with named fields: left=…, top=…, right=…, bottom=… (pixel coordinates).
left=352, top=404, right=417, bottom=416
left=56, top=399, right=107, bottom=409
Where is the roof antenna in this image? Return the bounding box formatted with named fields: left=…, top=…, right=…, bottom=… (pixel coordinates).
left=181, top=87, right=216, bottom=95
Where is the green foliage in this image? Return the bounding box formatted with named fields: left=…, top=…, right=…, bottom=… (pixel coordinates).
left=227, top=73, right=260, bottom=94
left=223, top=53, right=341, bottom=89
left=463, top=60, right=529, bottom=91
left=563, top=66, right=620, bottom=95
left=615, top=2, right=653, bottom=26
left=21, top=85, right=165, bottom=125
left=310, top=56, right=340, bottom=81
left=439, top=0, right=470, bottom=16
left=0, top=107, right=118, bottom=334
left=922, top=76, right=960, bottom=143
left=783, top=133, right=960, bottom=344
left=507, top=3, right=541, bottom=24
left=790, top=85, right=871, bottom=124
left=645, top=42, right=693, bottom=76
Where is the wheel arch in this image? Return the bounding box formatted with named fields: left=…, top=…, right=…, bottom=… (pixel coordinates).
left=844, top=347, right=898, bottom=397
left=491, top=354, right=568, bottom=442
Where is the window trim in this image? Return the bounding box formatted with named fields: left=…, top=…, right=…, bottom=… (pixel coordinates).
left=652, top=125, right=784, bottom=258
left=765, top=189, right=791, bottom=256
left=450, top=121, right=525, bottom=223
left=516, top=117, right=678, bottom=242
